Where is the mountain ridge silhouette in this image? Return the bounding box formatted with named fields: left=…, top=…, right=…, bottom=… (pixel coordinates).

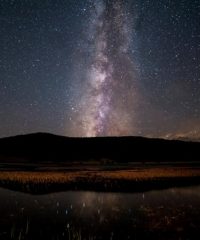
left=0, top=132, right=199, bottom=163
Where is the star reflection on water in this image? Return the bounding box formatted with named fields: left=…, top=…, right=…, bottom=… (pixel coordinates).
left=0, top=186, right=200, bottom=239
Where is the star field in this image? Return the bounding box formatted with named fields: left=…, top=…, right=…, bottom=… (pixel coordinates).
left=0, top=0, right=200, bottom=139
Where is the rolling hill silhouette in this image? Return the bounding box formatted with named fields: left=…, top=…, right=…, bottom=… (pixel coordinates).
left=0, top=133, right=199, bottom=163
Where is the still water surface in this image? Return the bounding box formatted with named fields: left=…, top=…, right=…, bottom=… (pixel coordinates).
left=0, top=186, right=200, bottom=239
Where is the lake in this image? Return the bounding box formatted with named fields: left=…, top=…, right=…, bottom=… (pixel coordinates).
left=0, top=185, right=200, bottom=239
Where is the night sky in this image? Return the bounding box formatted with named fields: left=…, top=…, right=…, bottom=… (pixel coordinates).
left=0, top=0, right=200, bottom=139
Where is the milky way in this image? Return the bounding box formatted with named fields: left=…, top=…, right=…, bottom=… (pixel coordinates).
left=69, top=0, right=139, bottom=137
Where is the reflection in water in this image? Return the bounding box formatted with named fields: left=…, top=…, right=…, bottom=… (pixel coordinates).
left=0, top=186, right=200, bottom=239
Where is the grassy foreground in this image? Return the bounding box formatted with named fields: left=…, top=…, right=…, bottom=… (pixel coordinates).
left=0, top=166, right=200, bottom=193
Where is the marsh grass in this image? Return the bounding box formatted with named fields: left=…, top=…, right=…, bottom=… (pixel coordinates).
left=0, top=167, right=200, bottom=193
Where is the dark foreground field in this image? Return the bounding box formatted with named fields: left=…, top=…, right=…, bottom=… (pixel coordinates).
left=0, top=134, right=200, bottom=239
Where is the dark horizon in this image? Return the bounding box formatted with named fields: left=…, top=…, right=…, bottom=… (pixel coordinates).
left=0, top=132, right=200, bottom=165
